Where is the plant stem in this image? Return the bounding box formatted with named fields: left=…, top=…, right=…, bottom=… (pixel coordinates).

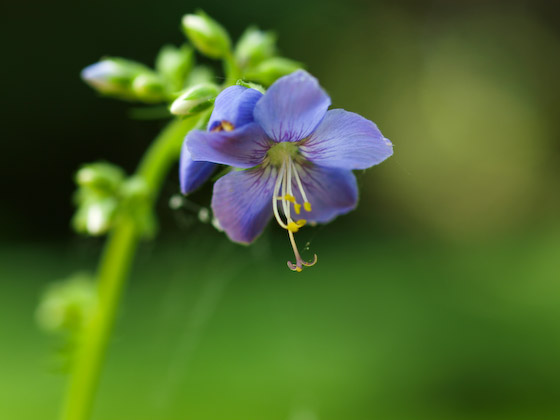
left=223, top=51, right=241, bottom=86
left=60, top=116, right=202, bottom=420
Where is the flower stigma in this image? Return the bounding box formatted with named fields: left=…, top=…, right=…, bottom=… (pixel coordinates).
left=268, top=143, right=316, bottom=272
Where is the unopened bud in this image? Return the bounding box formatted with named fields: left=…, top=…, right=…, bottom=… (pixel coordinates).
left=81, top=58, right=152, bottom=99
left=155, top=44, right=194, bottom=92
left=170, top=83, right=220, bottom=116
left=245, top=57, right=303, bottom=86
left=235, top=26, right=276, bottom=68
left=73, top=198, right=118, bottom=236
left=75, top=162, right=125, bottom=194
left=132, top=73, right=166, bottom=102
left=36, top=274, right=97, bottom=333
left=181, top=11, right=231, bottom=59
left=186, top=65, right=215, bottom=86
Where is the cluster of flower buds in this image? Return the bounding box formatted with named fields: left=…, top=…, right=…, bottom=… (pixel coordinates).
left=36, top=273, right=98, bottom=368
left=72, top=162, right=154, bottom=237
left=36, top=273, right=97, bottom=334
left=82, top=11, right=303, bottom=118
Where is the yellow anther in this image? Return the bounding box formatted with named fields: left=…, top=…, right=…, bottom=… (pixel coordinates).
left=287, top=221, right=301, bottom=233
left=211, top=120, right=235, bottom=132
left=284, top=194, right=296, bottom=203
left=222, top=121, right=234, bottom=131
left=295, top=266, right=303, bottom=272
left=294, top=203, right=302, bottom=214
left=296, top=219, right=306, bottom=227
left=304, top=202, right=312, bottom=212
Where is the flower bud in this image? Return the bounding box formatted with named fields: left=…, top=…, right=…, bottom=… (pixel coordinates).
left=81, top=58, right=152, bottom=99
left=170, top=82, right=220, bottom=116
left=73, top=198, right=118, bottom=236
left=75, top=162, right=126, bottom=194
left=73, top=162, right=126, bottom=236
left=235, top=26, right=276, bottom=68
left=181, top=11, right=231, bottom=59
left=186, top=65, right=215, bottom=86
left=132, top=73, right=166, bottom=103
left=36, top=274, right=97, bottom=333
left=245, top=57, right=304, bottom=86
left=155, top=44, right=194, bottom=92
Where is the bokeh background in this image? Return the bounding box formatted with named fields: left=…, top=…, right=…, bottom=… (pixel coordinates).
left=2, top=0, right=560, bottom=419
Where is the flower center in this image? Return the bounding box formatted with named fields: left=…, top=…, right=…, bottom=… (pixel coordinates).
left=271, top=155, right=317, bottom=272
left=266, top=142, right=299, bottom=167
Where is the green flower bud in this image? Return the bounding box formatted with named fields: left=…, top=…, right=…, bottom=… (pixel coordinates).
left=81, top=58, right=153, bottom=100
left=75, top=162, right=126, bottom=194
left=132, top=73, right=166, bottom=103
left=181, top=11, right=231, bottom=59
left=73, top=162, right=127, bottom=236
left=235, top=26, right=276, bottom=68
left=186, top=65, right=215, bottom=86
left=155, top=44, right=194, bottom=92
left=170, top=82, right=220, bottom=116
left=36, top=273, right=97, bottom=334
left=72, top=197, right=119, bottom=236
left=244, top=57, right=304, bottom=86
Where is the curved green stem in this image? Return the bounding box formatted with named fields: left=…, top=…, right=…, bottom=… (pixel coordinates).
left=60, top=115, right=203, bottom=420
left=223, top=51, right=241, bottom=86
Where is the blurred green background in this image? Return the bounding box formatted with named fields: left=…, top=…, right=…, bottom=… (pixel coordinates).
left=2, top=0, right=560, bottom=419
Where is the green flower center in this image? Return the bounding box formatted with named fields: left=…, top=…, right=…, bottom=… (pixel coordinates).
left=266, top=141, right=300, bottom=167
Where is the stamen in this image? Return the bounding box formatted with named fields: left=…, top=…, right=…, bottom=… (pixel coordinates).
left=286, top=219, right=306, bottom=233
left=211, top=120, right=234, bottom=132
left=287, top=221, right=300, bottom=233
left=270, top=156, right=318, bottom=272
left=290, top=160, right=312, bottom=212
left=272, top=162, right=288, bottom=229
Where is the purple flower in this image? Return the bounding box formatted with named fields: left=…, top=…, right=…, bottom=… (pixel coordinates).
left=180, top=85, right=262, bottom=194
left=185, top=70, right=393, bottom=271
